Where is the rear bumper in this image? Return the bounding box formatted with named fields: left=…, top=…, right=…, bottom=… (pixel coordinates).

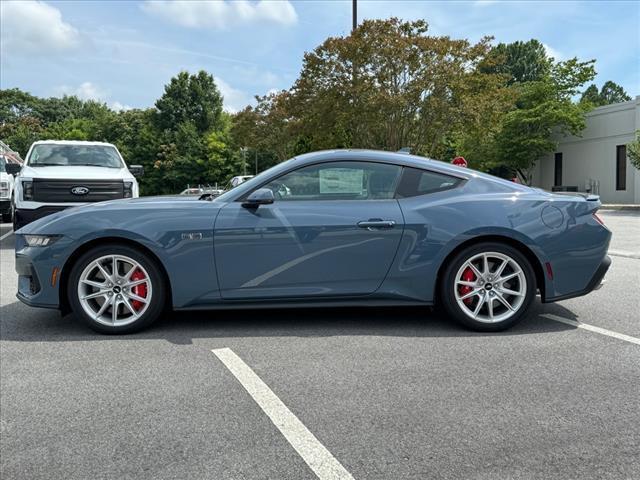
left=544, top=255, right=611, bottom=303
left=15, top=206, right=70, bottom=230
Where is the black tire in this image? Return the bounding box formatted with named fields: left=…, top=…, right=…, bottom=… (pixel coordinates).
left=2, top=196, right=14, bottom=223
left=67, top=244, right=167, bottom=334
left=440, top=242, right=536, bottom=332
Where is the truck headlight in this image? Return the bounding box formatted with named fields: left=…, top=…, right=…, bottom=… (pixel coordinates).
left=23, top=234, right=61, bottom=247
left=23, top=181, right=34, bottom=201
left=123, top=181, right=133, bottom=198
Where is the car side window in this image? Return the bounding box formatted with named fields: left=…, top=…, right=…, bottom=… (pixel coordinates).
left=395, top=167, right=463, bottom=198
left=261, top=161, right=402, bottom=201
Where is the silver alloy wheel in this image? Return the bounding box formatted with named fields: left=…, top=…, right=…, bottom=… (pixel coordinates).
left=454, top=251, right=527, bottom=324
left=77, top=254, right=152, bottom=327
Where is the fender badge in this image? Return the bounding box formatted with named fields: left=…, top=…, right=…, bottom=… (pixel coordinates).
left=181, top=232, right=203, bottom=240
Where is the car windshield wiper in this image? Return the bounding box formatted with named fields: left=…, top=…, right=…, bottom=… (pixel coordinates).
left=70, top=163, right=120, bottom=168
left=30, top=163, right=66, bottom=166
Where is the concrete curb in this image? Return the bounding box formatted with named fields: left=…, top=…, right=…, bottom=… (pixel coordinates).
left=601, top=204, right=640, bottom=211
left=608, top=250, right=640, bottom=260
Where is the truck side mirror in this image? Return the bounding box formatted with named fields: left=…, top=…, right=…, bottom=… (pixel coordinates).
left=129, top=165, right=144, bottom=177
left=5, top=163, right=21, bottom=176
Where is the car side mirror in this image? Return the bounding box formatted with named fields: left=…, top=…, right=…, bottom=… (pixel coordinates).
left=129, top=165, right=144, bottom=177
left=5, top=163, right=21, bottom=176
left=242, top=188, right=274, bottom=209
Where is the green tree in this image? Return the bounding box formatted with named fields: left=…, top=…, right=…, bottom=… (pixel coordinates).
left=0, top=116, right=44, bottom=157
left=154, top=71, right=223, bottom=134
left=482, top=39, right=552, bottom=84
left=244, top=18, right=512, bottom=160
left=493, top=58, right=596, bottom=183
left=580, top=81, right=631, bottom=106
left=628, top=131, right=640, bottom=170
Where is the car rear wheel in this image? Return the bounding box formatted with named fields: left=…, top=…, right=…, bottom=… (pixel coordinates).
left=440, top=242, right=536, bottom=331
left=68, top=244, right=166, bottom=334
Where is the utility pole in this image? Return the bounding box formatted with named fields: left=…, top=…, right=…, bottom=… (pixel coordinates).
left=352, top=0, right=357, bottom=32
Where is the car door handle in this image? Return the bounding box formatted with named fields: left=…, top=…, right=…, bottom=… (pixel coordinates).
left=357, top=219, right=396, bottom=230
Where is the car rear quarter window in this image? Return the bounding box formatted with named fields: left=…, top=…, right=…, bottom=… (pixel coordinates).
left=395, top=167, right=463, bottom=198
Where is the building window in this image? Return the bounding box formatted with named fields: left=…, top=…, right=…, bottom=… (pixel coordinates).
left=554, top=152, right=562, bottom=186
left=616, top=145, right=627, bottom=191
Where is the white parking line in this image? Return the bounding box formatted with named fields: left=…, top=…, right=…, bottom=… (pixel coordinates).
left=0, top=230, right=13, bottom=241
left=542, top=314, right=640, bottom=346
left=212, top=347, right=355, bottom=480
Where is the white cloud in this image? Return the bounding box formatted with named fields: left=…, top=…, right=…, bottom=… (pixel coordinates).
left=110, top=101, right=133, bottom=112
left=141, top=0, right=297, bottom=30
left=55, top=82, right=107, bottom=101
left=53, top=82, right=131, bottom=111
left=0, top=0, right=80, bottom=54
left=215, top=76, right=253, bottom=113
left=543, top=43, right=563, bottom=60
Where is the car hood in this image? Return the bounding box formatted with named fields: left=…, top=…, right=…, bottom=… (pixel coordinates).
left=17, top=196, right=226, bottom=234
left=19, top=165, right=135, bottom=180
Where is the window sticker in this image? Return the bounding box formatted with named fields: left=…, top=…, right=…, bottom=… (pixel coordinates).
left=319, top=168, right=363, bottom=194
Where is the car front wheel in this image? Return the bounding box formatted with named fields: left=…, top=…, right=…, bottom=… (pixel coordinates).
left=440, top=242, right=536, bottom=331
left=68, top=245, right=166, bottom=334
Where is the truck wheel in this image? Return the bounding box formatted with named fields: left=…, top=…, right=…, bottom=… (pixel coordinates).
left=2, top=196, right=13, bottom=223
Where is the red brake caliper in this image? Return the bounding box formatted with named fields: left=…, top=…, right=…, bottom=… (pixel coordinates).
left=130, top=269, right=147, bottom=311
left=458, top=267, right=476, bottom=305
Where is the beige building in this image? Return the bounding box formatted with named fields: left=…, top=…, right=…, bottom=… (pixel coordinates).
left=532, top=96, right=639, bottom=204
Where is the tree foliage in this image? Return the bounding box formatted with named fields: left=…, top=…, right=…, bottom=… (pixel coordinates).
left=580, top=80, right=631, bottom=106
left=235, top=18, right=513, bottom=164
left=0, top=21, right=623, bottom=190
left=0, top=71, right=242, bottom=195
left=628, top=131, right=640, bottom=170
left=481, top=39, right=552, bottom=84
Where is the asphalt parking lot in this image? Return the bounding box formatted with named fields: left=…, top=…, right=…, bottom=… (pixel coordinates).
left=1, top=211, right=639, bottom=480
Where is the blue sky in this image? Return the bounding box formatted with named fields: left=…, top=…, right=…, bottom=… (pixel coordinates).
left=1, top=0, right=638, bottom=112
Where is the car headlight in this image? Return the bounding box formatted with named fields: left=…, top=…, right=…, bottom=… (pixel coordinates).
left=123, top=181, right=133, bottom=198
left=23, top=234, right=61, bottom=247
left=23, top=181, right=34, bottom=201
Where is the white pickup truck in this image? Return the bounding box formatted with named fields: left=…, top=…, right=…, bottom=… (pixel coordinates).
left=7, top=140, right=143, bottom=230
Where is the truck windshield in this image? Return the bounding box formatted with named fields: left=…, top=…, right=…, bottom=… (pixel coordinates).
left=28, top=144, right=123, bottom=168
left=0, top=157, right=6, bottom=172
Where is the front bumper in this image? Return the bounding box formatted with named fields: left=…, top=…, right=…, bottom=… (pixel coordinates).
left=15, top=206, right=70, bottom=230
left=545, top=255, right=611, bottom=302
left=14, top=235, right=75, bottom=310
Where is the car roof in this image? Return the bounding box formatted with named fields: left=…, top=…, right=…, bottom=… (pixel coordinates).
left=291, top=149, right=469, bottom=178
left=31, top=140, right=118, bottom=147
left=218, top=149, right=532, bottom=202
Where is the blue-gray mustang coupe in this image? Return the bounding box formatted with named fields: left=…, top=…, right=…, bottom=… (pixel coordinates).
left=15, top=150, right=611, bottom=334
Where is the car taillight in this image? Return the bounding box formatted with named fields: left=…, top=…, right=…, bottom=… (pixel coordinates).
left=593, top=212, right=606, bottom=227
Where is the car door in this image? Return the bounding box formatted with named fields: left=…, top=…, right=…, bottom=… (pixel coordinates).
left=213, top=160, right=405, bottom=300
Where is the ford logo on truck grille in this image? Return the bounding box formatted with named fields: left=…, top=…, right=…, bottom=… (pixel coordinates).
left=70, top=186, right=90, bottom=195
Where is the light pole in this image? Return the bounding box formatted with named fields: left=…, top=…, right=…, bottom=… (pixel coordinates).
left=241, top=147, right=247, bottom=175
left=352, top=0, right=357, bottom=32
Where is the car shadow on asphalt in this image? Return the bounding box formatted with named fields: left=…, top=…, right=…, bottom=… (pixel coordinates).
left=0, top=299, right=578, bottom=345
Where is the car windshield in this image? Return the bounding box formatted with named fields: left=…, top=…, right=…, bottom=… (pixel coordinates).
left=28, top=144, right=123, bottom=168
